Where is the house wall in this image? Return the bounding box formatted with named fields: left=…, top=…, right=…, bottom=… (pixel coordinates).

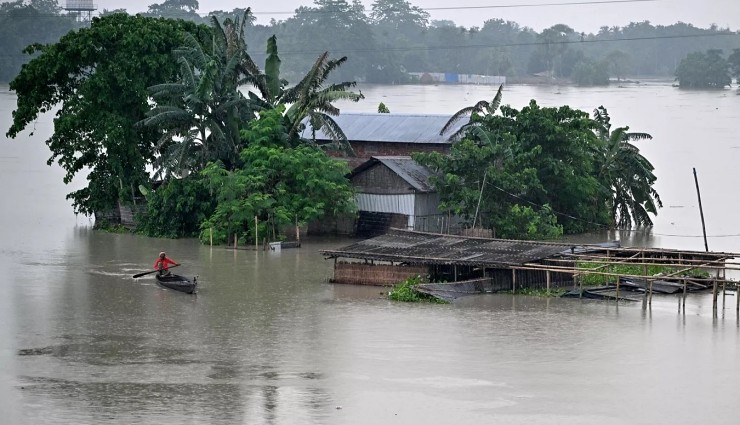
left=331, top=141, right=449, bottom=169
left=332, top=262, right=429, bottom=286
left=356, top=193, right=415, bottom=216
left=351, top=163, right=415, bottom=194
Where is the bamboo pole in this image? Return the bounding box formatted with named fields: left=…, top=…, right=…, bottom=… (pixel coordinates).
left=642, top=253, right=647, bottom=309
left=546, top=270, right=551, bottom=296
left=210, top=227, right=213, bottom=247
left=722, top=268, right=726, bottom=310
left=512, top=269, right=517, bottom=294
left=472, top=171, right=487, bottom=229
left=712, top=274, right=718, bottom=313
left=682, top=277, right=687, bottom=312
left=255, top=216, right=258, bottom=251
left=693, top=168, right=709, bottom=252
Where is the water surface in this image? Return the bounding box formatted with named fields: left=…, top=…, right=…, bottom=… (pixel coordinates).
left=1, top=83, right=739, bottom=424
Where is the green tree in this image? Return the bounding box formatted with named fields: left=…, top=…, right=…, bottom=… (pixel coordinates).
left=0, top=2, right=77, bottom=82
left=675, top=49, right=731, bottom=88
left=440, top=84, right=504, bottom=140
left=141, top=11, right=260, bottom=176
left=282, top=0, right=375, bottom=81
left=249, top=35, right=364, bottom=151
left=146, top=0, right=202, bottom=21
left=420, top=100, right=622, bottom=237
left=728, top=48, right=740, bottom=82
left=530, top=24, right=575, bottom=78
left=6, top=14, right=204, bottom=218
left=604, top=49, right=632, bottom=81
left=592, top=106, right=661, bottom=228
left=571, top=58, right=609, bottom=86
left=370, top=0, right=429, bottom=30
left=200, top=108, right=356, bottom=244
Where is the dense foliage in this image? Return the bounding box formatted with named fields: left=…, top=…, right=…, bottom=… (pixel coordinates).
left=6, top=14, right=205, bottom=218
left=0, top=1, right=78, bottom=82
left=198, top=108, right=356, bottom=245
left=416, top=98, right=660, bottom=238
left=675, top=49, right=732, bottom=88
left=388, top=275, right=447, bottom=303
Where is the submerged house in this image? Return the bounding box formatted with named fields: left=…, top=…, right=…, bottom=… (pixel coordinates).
left=349, top=156, right=453, bottom=237
left=320, top=229, right=580, bottom=289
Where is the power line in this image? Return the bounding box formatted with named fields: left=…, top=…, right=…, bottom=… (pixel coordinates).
left=1, top=31, right=736, bottom=59
left=273, top=32, right=740, bottom=56
left=254, top=0, right=660, bottom=15
left=0, top=0, right=664, bottom=18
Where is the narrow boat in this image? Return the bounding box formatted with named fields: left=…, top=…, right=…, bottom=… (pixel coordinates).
left=155, top=273, right=197, bottom=294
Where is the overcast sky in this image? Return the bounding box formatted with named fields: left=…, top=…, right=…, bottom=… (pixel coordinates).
left=103, top=0, right=739, bottom=33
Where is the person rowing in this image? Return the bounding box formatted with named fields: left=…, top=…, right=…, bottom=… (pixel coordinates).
left=154, top=251, right=178, bottom=276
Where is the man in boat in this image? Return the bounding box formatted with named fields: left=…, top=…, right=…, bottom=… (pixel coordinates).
left=154, top=251, right=178, bottom=276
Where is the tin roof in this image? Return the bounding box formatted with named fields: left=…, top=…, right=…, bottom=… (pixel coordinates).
left=351, top=156, right=436, bottom=192
left=321, top=229, right=584, bottom=268
left=301, top=113, right=460, bottom=144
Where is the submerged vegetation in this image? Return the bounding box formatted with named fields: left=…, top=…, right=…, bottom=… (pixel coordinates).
left=576, top=263, right=711, bottom=286
left=388, top=275, right=448, bottom=303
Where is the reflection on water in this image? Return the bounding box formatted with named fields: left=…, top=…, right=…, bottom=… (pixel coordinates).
left=2, top=84, right=740, bottom=424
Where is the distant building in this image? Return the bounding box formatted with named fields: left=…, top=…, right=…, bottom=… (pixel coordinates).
left=407, top=72, right=506, bottom=85
left=64, top=0, right=97, bottom=21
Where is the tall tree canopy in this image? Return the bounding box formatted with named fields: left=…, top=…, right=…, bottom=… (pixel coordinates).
left=6, top=14, right=205, bottom=216
left=675, top=49, right=731, bottom=88
left=416, top=99, right=661, bottom=238
left=142, top=11, right=261, bottom=176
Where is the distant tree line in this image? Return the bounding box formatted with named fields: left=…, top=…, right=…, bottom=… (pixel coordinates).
left=2, top=0, right=740, bottom=85
left=675, top=48, right=740, bottom=88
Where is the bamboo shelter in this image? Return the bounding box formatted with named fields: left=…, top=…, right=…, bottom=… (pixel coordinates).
left=321, top=229, right=739, bottom=312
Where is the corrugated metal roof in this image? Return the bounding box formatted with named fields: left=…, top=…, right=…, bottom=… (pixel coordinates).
left=351, top=156, right=435, bottom=192
left=320, top=229, right=581, bottom=268
left=301, top=113, right=461, bottom=144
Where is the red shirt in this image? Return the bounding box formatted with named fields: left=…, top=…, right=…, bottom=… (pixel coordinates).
left=154, top=257, right=177, bottom=270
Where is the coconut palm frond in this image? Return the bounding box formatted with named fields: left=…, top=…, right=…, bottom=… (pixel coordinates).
left=440, top=106, right=480, bottom=136
left=490, top=84, right=504, bottom=111
left=625, top=132, right=652, bottom=141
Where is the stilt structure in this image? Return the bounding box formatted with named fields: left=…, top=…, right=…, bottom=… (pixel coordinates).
left=64, top=0, right=97, bottom=22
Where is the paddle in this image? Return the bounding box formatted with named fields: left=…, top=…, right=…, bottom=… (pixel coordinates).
left=132, top=263, right=180, bottom=279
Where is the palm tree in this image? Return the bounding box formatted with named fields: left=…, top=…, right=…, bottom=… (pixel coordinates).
left=440, top=83, right=503, bottom=141
left=141, top=10, right=259, bottom=177
left=249, top=35, right=364, bottom=152
left=593, top=106, right=662, bottom=228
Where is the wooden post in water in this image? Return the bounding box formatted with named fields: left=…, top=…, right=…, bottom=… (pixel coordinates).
left=721, top=268, right=726, bottom=310
left=546, top=270, right=551, bottom=296
left=255, top=216, right=259, bottom=251
left=682, top=277, right=687, bottom=312
left=209, top=227, right=213, bottom=247
left=712, top=275, right=718, bottom=313
left=693, top=168, right=709, bottom=253
left=512, top=269, right=517, bottom=294
left=642, top=254, right=647, bottom=309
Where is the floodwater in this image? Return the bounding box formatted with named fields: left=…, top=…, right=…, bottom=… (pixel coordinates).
left=1, top=82, right=739, bottom=425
